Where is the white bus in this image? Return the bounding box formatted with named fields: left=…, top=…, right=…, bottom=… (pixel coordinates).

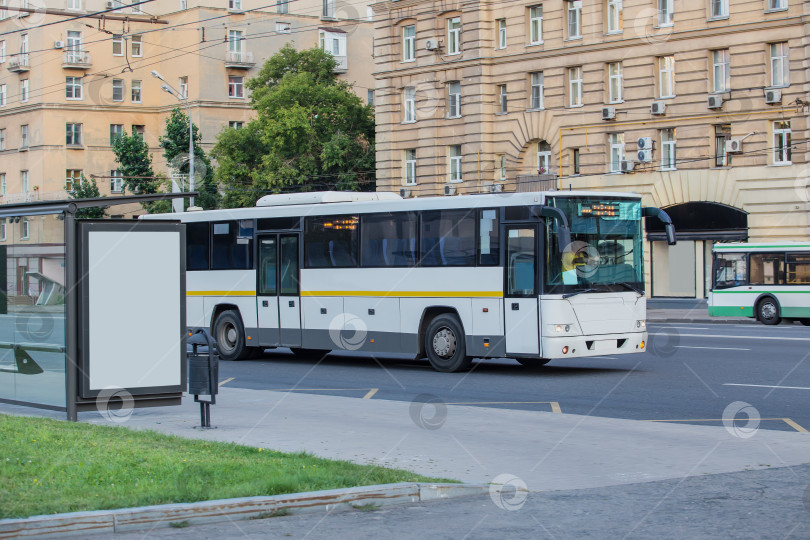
left=145, top=191, right=675, bottom=372
left=710, top=242, right=810, bottom=325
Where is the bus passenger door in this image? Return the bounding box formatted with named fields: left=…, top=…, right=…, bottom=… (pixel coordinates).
left=504, top=226, right=541, bottom=356
left=257, top=236, right=280, bottom=347
left=278, top=234, right=302, bottom=347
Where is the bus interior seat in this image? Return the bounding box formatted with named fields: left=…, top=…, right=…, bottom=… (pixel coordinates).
left=328, top=240, right=355, bottom=267
left=381, top=238, right=392, bottom=266
left=307, top=242, right=329, bottom=267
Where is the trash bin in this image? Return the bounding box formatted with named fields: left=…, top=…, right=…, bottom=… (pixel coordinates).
left=187, top=328, right=218, bottom=428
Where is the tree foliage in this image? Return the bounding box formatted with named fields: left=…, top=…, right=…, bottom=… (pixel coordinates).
left=69, top=175, right=106, bottom=219
left=111, top=129, right=168, bottom=213
left=159, top=108, right=220, bottom=210
left=212, top=45, right=375, bottom=208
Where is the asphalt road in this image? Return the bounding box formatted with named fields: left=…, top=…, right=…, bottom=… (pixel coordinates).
left=217, top=322, right=810, bottom=434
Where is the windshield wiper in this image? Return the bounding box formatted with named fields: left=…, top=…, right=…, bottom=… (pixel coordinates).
left=562, top=288, right=598, bottom=299
left=616, top=282, right=643, bottom=295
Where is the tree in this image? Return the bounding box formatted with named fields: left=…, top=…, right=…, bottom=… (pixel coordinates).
left=159, top=107, right=220, bottom=210
left=69, top=175, right=106, bottom=219
left=111, top=129, right=168, bottom=213
left=211, top=45, right=375, bottom=208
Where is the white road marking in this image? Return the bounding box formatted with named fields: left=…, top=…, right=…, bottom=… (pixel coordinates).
left=675, top=345, right=751, bottom=351
left=363, top=388, right=378, bottom=399
left=650, top=326, right=709, bottom=330
left=218, top=377, right=235, bottom=387
left=723, top=383, right=810, bottom=391
left=676, top=333, right=810, bottom=342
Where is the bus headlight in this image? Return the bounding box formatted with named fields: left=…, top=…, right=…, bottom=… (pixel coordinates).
left=555, top=324, right=572, bottom=334
left=636, top=320, right=646, bottom=329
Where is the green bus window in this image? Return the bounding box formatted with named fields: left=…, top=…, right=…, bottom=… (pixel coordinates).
left=749, top=253, right=784, bottom=285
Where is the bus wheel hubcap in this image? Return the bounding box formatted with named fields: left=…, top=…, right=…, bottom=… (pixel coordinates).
left=433, top=328, right=456, bottom=358
left=762, top=304, right=776, bottom=319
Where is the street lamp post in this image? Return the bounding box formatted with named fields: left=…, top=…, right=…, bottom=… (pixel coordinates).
left=151, top=70, right=195, bottom=210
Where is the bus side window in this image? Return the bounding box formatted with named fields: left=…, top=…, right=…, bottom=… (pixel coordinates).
left=749, top=253, right=784, bottom=285
left=211, top=220, right=254, bottom=270
left=361, top=212, right=417, bottom=267
left=186, top=222, right=209, bottom=270
left=304, top=216, right=359, bottom=268
left=786, top=253, right=810, bottom=284
left=421, top=210, right=476, bottom=267
left=478, top=209, right=499, bottom=266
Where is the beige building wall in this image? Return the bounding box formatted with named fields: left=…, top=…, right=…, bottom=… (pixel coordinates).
left=0, top=0, right=375, bottom=217
left=372, top=0, right=810, bottom=297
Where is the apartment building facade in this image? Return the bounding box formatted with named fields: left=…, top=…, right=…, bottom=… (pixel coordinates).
left=372, top=0, right=810, bottom=297
left=0, top=0, right=373, bottom=301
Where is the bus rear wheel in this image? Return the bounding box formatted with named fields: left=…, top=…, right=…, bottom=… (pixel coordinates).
left=425, top=314, right=472, bottom=373
left=213, top=310, right=252, bottom=361
left=516, top=358, right=551, bottom=368
left=757, top=298, right=781, bottom=325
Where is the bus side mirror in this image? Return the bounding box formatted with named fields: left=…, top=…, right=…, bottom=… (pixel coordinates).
left=642, top=207, right=677, bottom=246
left=532, top=205, right=571, bottom=254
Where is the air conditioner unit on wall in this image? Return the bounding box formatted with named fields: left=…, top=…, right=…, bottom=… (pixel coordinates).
left=400, top=188, right=411, bottom=198
left=765, top=89, right=782, bottom=104
left=444, top=184, right=457, bottom=196
left=425, top=40, right=439, bottom=51
left=707, top=95, right=723, bottom=109
left=637, top=150, right=653, bottom=163
left=650, top=101, right=666, bottom=115
left=621, top=160, right=636, bottom=173
left=601, top=107, right=616, bottom=120
left=105, top=1, right=115, bottom=8
left=725, top=139, right=743, bottom=153
left=54, top=41, right=64, bottom=49
left=489, top=183, right=504, bottom=193
left=637, top=137, right=654, bottom=150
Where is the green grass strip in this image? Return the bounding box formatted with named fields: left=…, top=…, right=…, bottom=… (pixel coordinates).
left=0, top=413, right=455, bottom=519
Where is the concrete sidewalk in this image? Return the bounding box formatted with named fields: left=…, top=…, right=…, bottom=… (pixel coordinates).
left=646, top=298, right=754, bottom=324
left=75, top=386, right=809, bottom=492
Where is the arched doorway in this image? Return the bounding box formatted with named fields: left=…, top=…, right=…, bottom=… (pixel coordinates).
left=645, top=202, right=748, bottom=298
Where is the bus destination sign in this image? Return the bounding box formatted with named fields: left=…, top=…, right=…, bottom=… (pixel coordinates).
left=578, top=202, right=619, bottom=217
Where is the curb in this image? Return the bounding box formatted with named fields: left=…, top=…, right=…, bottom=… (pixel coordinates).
left=647, top=317, right=756, bottom=324
left=0, top=483, right=487, bottom=539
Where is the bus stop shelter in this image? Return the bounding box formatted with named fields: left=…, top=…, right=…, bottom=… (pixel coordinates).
left=0, top=195, right=188, bottom=421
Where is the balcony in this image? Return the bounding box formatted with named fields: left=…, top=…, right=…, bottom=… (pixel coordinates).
left=2, top=190, right=72, bottom=204
left=332, top=55, right=347, bottom=73
left=516, top=174, right=558, bottom=192
left=62, top=51, right=92, bottom=70
left=7, top=54, right=30, bottom=73
left=224, top=50, right=255, bottom=69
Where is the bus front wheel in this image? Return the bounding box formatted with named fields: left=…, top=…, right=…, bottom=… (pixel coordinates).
left=425, top=314, right=472, bottom=373
left=213, top=310, right=252, bottom=361
left=757, top=298, right=781, bottom=325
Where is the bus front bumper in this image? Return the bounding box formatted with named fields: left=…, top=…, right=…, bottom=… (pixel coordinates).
left=541, top=331, right=647, bottom=359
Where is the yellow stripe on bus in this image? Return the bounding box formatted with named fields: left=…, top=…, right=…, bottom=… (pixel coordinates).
left=300, top=291, right=503, bottom=298
left=187, top=291, right=256, bottom=297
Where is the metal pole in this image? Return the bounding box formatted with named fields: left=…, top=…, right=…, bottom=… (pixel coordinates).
left=64, top=211, right=78, bottom=422
left=186, top=99, right=195, bottom=208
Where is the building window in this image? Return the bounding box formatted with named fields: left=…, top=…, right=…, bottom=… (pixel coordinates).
left=449, top=145, right=462, bottom=182
left=0, top=41, right=6, bottom=62
left=66, top=123, right=82, bottom=146
left=498, top=154, right=506, bottom=180
left=20, top=79, right=28, bottom=102
left=65, top=76, right=82, bottom=100
left=319, top=30, right=346, bottom=58
left=0, top=129, right=4, bottom=151
left=609, top=133, right=624, bottom=172
left=20, top=125, right=28, bottom=149
left=132, top=125, right=145, bottom=137
left=572, top=148, right=581, bottom=175
left=229, top=121, right=243, bottom=129
left=276, top=22, right=291, bottom=33
left=773, top=120, right=791, bottom=164
left=770, top=43, right=789, bottom=87
left=21, top=170, right=28, bottom=193
left=131, top=35, right=142, bottom=57
left=65, top=169, right=82, bottom=192
left=404, top=149, right=416, bottom=185
left=178, top=76, right=188, bottom=99
left=110, top=124, right=123, bottom=145
left=496, top=18, right=506, bottom=49
left=711, top=0, right=728, bottom=18
left=530, top=71, right=543, bottom=109
left=112, top=34, right=123, bottom=56
left=660, top=128, right=676, bottom=170
left=228, top=76, right=244, bottom=98
left=229, top=0, right=242, bottom=9
left=0, top=173, right=5, bottom=196
left=567, top=1, right=582, bottom=39
left=447, top=81, right=461, bottom=118
left=658, top=0, right=673, bottom=26
left=277, top=0, right=288, bottom=14
left=110, top=170, right=123, bottom=193
left=768, top=0, right=787, bottom=10
left=608, top=62, right=622, bottom=103
left=21, top=218, right=28, bottom=240
left=537, top=141, right=550, bottom=174
left=367, top=89, right=374, bottom=106
left=403, top=87, right=415, bottom=122
left=658, top=56, right=675, bottom=98
left=447, top=17, right=461, bottom=54
left=67, top=0, right=82, bottom=10
left=529, top=5, right=543, bottom=44
left=607, top=0, right=622, bottom=33
left=568, top=67, right=582, bottom=107
left=131, top=80, right=142, bottom=103
left=0, top=220, right=5, bottom=241
left=712, top=50, right=730, bottom=92
left=180, top=0, right=187, bottom=9
left=402, top=25, right=415, bottom=62
left=111, top=79, right=123, bottom=102
left=323, top=0, right=335, bottom=18
left=498, top=84, right=507, bottom=113
left=714, top=124, right=731, bottom=167
left=228, top=29, right=244, bottom=57
left=0, top=84, right=6, bottom=107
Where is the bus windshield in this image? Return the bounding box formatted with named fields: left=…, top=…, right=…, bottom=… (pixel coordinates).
left=545, top=196, right=643, bottom=294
